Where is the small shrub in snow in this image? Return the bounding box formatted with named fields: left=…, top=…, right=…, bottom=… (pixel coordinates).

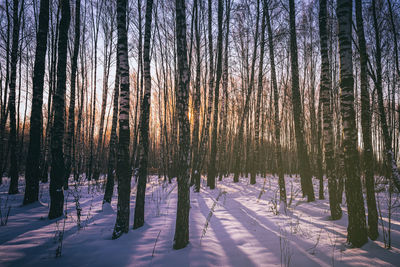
left=268, top=189, right=280, bottom=215
left=72, top=180, right=82, bottom=229
left=54, top=193, right=69, bottom=258
left=287, top=180, right=301, bottom=208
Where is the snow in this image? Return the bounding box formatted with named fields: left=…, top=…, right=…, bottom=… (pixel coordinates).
left=0, top=174, right=399, bottom=266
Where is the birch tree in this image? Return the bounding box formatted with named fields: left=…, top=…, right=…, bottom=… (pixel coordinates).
left=319, top=0, right=341, bottom=220
left=207, top=0, right=223, bottom=189
left=64, top=0, right=81, bottom=189
left=337, top=0, right=368, bottom=247
left=174, top=0, right=191, bottom=250
left=355, top=0, right=378, bottom=240
left=191, top=0, right=201, bottom=192
left=24, top=0, right=49, bottom=203
left=266, top=0, right=286, bottom=203
left=103, top=47, right=119, bottom=205
left=134, top=0, right=154, bottom=229
left=7, top=0, right=23, bottom=195
left=48, top=0, right=70, bottom=219
left=288, top=0, right=315, bottom=202
left=112, top=0, right=131, bottom=239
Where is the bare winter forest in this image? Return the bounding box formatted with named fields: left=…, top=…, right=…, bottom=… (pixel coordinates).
left=0, top=0, right=400, bottom=266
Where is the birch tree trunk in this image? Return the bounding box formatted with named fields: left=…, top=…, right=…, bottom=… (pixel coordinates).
left=64, top=0, right=80, bottom=189
left=355, top=0, right=378, bottom=240
left=289, top=0, right=315, bottom=202
left=112, top=0, right=131, bottom=239
left=191, top=0, right=201, bottom=192
left=266, top=0, right=286, bottom=203
left=174, top=0, right=191, bottom=250
left=319, top=0, right=341, bottom=219
left=88, top=0, right=104, bottom=181
left=7, top=0, right=23, bottom=195
left=253, top=0, right=266, bottom=185
left=103, top=47, right=119, bottom=205
left=197, top=0, right=213, bottom=188
left=0, top=2, right=11, bottom=183
left=337, top=0, right=367, bottom=247
left=219, top=0, right=230, bottom=180
left=24, top=0, right=49, bottom=203
left=207, top=0, right=223, bottom=189
left=133, top=0, right=153, bottom=229
left=48, top=0, right=70, bottom=219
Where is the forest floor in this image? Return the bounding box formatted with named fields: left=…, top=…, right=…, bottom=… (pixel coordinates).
left=0, top=174, right=399, bottom=266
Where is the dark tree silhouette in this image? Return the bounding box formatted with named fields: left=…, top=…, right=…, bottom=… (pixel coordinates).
left=288, top=0, right=314, bottom=202
left=64, top=0, right=81, bottom=190
left=7, top=0, right=23, bottom=195
left=24, top=0, right=49, bottom=204
left=207, top=0, right=223, bottom=189
left=266, top=0, right=286, bottom=203
left=355, top=0, right=378, bottom=240
left=48, top=0, right=71, bottom=219
left=103, top=47, right=119, bottom=205
left=174, top=0, right=191, bottom=250
left=134, top=0, right=154, bottom=229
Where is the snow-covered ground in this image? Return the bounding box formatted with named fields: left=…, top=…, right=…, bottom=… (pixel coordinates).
left=0, top=174, right=399, bottom=266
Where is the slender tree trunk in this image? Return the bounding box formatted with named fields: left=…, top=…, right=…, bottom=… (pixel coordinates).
left=0, top=2, right=11, bottom=182
left=319, top=0, right=341, bottom=219
left=133, top=0, right=153, bottom=229
left=316, top=100, right=324, bottom=200
left=219, top=0, right=230, bottom=180
left=88, top=0, right=103, bottom=181
left=41, top=4, right=60, bottom=184
left=103, top=46, right=119, bottom=205
left=207, top=0, right=223, bottom=189
left=8, top=0, right=23, bottom=195
left=289, top=0, right=315, bottom=201
left=48, top=0, right=70, bottom=219
left=337, top=0, right=368, bottom=247
left=201, top=0, right=214, bottom=188
left=131, top=0, right=143, bottom=172
left=355, top=0, right=378, bottom=240
left=266, top=0, right=286, bottom=203
left=191, top=0, right=201, bottom=192
left=64, top=0, right=80, bottom=189
left=74, top=12, right=86, bottom=181
left=24, top=0, right=49, bottom=203
left=388, top=0, right=400, bottom=79
left=387, top=0, right=400, bottom=174
left=174, top=0, right=191, bottom=250
left=112, top=0, right=131, bottom=239
left=253, top=0, right=266, bottom=186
